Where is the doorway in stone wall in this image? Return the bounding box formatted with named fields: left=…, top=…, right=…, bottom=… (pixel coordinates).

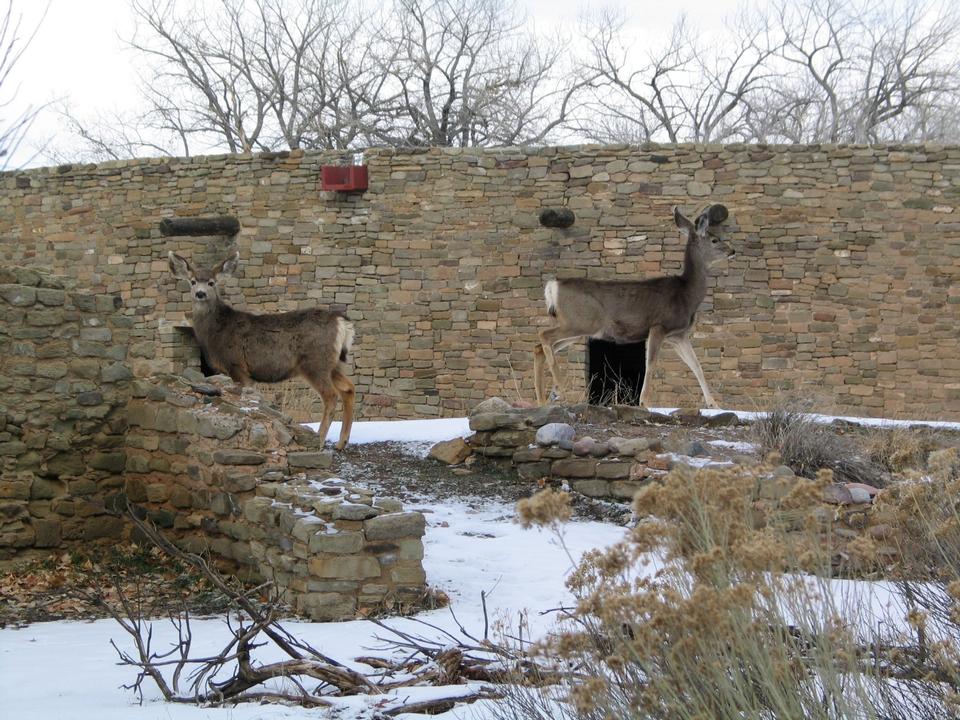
left=586, top=338, right=647, bottom=406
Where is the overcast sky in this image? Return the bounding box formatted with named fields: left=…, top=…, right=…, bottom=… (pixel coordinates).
left=6, top=0, right=751, bottom=168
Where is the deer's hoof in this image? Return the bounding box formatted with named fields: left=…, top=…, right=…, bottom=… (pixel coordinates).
left=335, top=441, right=347, bottom=451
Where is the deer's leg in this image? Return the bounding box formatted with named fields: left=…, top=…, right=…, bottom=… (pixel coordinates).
left=308, top=378, right=339, bottom=447
left=670, top=336, right=719, bottom=409
left=637, top=325, right=666, bottom=408
left=331, top=368, right=355, bottom=450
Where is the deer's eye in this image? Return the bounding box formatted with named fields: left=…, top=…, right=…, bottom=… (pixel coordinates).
left=207, top=280, right=215, bottom=287
left=711, top=238, right=719, bottom=244
left=190, top=279, right=196, bottom=285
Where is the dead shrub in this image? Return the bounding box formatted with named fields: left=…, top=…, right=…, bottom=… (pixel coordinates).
left=752, top=403, right=884, bottom=486
left=865, top=425, right=942, bottom=473
left=507, top=461, right=960, bottom=720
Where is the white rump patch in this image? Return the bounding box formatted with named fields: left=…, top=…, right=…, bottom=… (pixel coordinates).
left=336, top=317, right=355, bottom=356
left=544, top=280, right=558, bottom=314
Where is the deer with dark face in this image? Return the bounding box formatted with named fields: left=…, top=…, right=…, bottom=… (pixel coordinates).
left=533, top=205, right=735, bottom=409
left=169, top=251, right=355, bottom=449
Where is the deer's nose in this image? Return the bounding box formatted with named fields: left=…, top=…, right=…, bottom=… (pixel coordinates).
left=195, top=290, right=207, bottom=300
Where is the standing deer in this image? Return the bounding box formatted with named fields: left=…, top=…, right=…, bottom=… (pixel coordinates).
left=533, top=205, right=735, bottom=409
left=169, top=251, right=355, bottom=449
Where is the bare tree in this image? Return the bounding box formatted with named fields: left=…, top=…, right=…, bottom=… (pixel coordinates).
left=574, top=9, right=778, bottom=144
left=125, top=0, right=384, bottom=155
left=0, top=0, right=46, bottom=168
left=754, top=0, right=960, bottom=143
left=373, top=0, right=581, bottom=147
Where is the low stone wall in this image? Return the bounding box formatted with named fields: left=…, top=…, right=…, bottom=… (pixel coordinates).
left=0, top=269, right=138, bottom=557
left=124, top=374, right=426, bottom=620
left=124, top=372, right=427, bottom=619
left=463, top=397, right=896, bottom=573
left=465, top=398, right=735, bottom=499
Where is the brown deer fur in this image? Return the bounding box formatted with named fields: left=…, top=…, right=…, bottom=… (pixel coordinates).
left=169, top=251, right=355, bottom=449
left=533, top=206, right=735, bottom=409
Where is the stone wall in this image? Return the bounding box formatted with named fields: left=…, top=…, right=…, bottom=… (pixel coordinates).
left=0, top=268, right=137, bottom=557
left=124, top=373, right=427, bottom=620
left=2, top=143, right=958, bottom=420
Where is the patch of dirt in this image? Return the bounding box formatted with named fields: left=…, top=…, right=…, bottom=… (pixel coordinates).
left=0, top=543, right=233, bottom=628
left=330, top=442, right=530, bottom=505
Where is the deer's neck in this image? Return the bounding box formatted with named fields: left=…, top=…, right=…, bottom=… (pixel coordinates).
left=191, top=300, right=232, bottom=344
left=680, top=240, right=709, bottom=305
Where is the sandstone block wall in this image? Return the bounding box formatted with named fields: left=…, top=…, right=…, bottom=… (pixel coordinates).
left=2, top=143, right=958, bottom=420
left=124, top=373, right=427, bottom=619
left=0, top=268, right=137, bottom=557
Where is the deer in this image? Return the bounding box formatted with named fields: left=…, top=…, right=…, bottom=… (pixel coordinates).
left=168, top=250, right=355, bottom=450
left=533, top=205, right=735, bottom=409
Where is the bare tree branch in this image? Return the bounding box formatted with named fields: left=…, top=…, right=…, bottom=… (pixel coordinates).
left=0, top=0, right=48, bottom=168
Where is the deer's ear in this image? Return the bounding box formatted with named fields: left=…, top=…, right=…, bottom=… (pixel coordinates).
left=168, top=252, right=192, bottom=279
left=217, top=251, right=240, bottom=277
left=695, top=212, right=711, bottom=236
left=674, top=206, right=694, bottom=233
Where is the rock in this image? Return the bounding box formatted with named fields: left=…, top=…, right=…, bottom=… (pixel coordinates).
left=429, top=437, right=472, bottom=464
left=364, top=512, right=427, bottom=540
left=845, top=482, right=880, bottom=500
left=525, top=405, right=576, bottom=428
left=569, top=404, right=618, bottom=424
left=572, top=437, right=597, bottom=456
left=333, top=502, right=380, bottom=521
left=536, top=423, right=576, bottom=446
left=607, top=436, right=653, bottom=456
left=470, top=397, right=515, bottom=416
left=213, top=450, right=267, bottom=465
left=287, top=451, right=333, bottom=469
left=704, top=411, right=740, bottom=428
left=373, top=497, right=404, bottom=513
left=595, top=461, right=632, bottom=479
left=846, top=485, right=874, bottom=504
left=571, top=479, right=610, bottom=497
left=823, top=483, right=854, bottom=505
left=469, top=412, right=525, bottom=432
left=551, top=458, right=597, bottom=478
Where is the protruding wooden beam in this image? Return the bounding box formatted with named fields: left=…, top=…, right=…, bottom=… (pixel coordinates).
left=539, top=208, right=575, bottom=229
left=159, top=216, right=240, bottom=237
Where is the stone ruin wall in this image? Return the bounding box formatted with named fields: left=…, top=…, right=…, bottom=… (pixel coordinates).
left=1, top=143, right=959, bottom=421
left=0, top=272, right=427, bottom=619
left=0, top=267, right=139, bottom=554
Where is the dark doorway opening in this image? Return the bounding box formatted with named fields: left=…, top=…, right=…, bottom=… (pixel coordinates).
left=587, top=338, right=647, bottom=406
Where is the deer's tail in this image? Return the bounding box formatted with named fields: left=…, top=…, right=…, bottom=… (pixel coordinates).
left=336, top=317, right=355, bottom=364
left=544, top=280, right=558, bottom=318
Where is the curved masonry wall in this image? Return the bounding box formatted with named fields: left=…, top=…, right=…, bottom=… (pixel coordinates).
left=1, top=143, right=958, bottom=420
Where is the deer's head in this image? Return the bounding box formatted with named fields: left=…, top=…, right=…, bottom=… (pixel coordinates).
left=168, top=251, right=239, bottom=308
left=674, top=206, right=735, bottom=266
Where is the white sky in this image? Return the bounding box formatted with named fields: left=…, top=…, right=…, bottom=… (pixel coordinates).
left=4, top=0, right=751, bottom=168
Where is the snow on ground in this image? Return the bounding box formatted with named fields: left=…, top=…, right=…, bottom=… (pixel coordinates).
left=304, top=417, right=473, bottom=458
left=2, top=407, right=956, bottom=719
left=0, top=487, right=625, bottom=720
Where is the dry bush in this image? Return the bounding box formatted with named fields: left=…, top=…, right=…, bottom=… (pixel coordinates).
left=507, top=462, right=960, bottom=720
left=752, top=403, right=885, bottom=486
left=865, top=426, right=943, bottom=473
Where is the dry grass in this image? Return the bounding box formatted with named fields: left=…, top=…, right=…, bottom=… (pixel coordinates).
left=865, top=425, right=943, bottom=473
left=752, top=402, right=886, bottom=486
